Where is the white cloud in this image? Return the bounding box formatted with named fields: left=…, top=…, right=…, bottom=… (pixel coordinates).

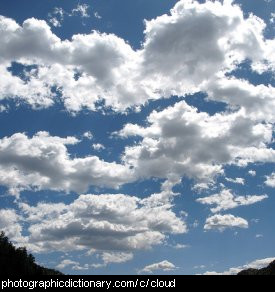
left=0, top=105, right=7, bottom=112
left=225, top=177, right=245, bottom=185
left=48, top=7, right=65, bottom=27
left=204, top=257, right=275, bottom=275
left=0, top=0, right=274, bottom=112
left=83, top=131, right=93, bottom=140
left=17, top=189, right=187, bottom=254
left=204, top=214, right=249, bottom=231
left=265, top=172, right=275, bottom=188
left=0, top=209, right=23, bottom=241
left=0, top=132, right=134, bottom=195
left=71, top=4, right=90, bottom=18
left=139, top=260, right=176, bottom=274
left=197, top=189, right=267, bottom=213
left=101, top=252, right=133, bottom=265
left=92, top=143, right=105, bottom=151
left=94, top=12, right=102, bottom=20
left=173, top=244, right=188, bottom=249
left=118, top=101, right=274, bottom=186
left=248, top=170, right=256, bottom=177
left=56, top=259, right=79, bottom=270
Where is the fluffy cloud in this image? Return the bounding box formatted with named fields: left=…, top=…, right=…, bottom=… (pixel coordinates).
left=225, top=177, right=245, bottom=185
left=204, top=214, right=249, bottom=231
left=18, top=190, right=187, bottom=254
left=139, top=260, right=176, bottom=274
left=118, top=100, right=274, bottom=185
left=197, top=189, right=268, bottom=213
left=0, top=0, right=274, bottom=112
left=204, top=257, right=275, bottom=275
left=0, top=132, right=134, bottom=195
left=56, top=259, right=79, bottom=270
left=101, top=252, right=133, bottom=265
left=248, top=170, right=256, bottom=177
left=0, top=209, right=23, bottom=241
left=265, top=173, right=275, bottom=188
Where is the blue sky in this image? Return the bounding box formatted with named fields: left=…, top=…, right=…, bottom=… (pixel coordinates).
left=0, top=0, right=274, bottom=275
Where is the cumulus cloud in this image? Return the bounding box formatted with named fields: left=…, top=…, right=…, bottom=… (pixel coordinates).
left=197, top=189, right=268, bottom=213
left=56, top=259, right=79, bottom=270
left=0, top=132, right=134, bottom=195
left=92, top=143, right=105, bottom=151
left=48, top=7, right=65, bottom=28
left=225, top=177, right=245, bottom=185
left=118, top=100, right=274, bottom=186
left=17, top=189, right=187, bottom=254
left=71, top=4, right=90, bottom=18
left=101, top=252, right=133, bottom=265
left=248, top=170, right=256, bottom=177
left=204, top=214, right=249, bottom=231
left=265, top=172, right=275, bottom=188
left=0, top=209, right=23, bottom=241
left=0, top=0, right=273, bottom=112
left=204, top=257, right=275, bottom=275
left=139, top=260, right=176, bottom=274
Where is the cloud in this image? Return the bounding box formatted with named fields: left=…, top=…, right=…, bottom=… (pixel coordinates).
left=225, top=177, right=245, bottom=185
left=17, top=189, right=187, bottom=254
left=204, top=214, right=249, bottom=231
left=0, top=132, right=134, bottom=195
left=118, top=100, right=274, bottom=186
left=197, top=189, right=268, bottom=213
left=48, top=7, right=65, bottom=28
left=71, top=4, right=90, bottom=18
left=248, top=170, right=256, bottom=177
left=83, top=131, right=93, bottom=140
left=0, top=0, right=274, bottom=112
left=92, top=143, right=105, bottom=151
left=204, top=257, right=275, bottom=275
left=139, top=260, right=176, bottom=274
left=265, top=172, right=275, bottom=188
left=101, top=252, right=133, bottom=265
left=56, top=259, right=79, bottom=270
left=0, top=209, right=23, bottom=241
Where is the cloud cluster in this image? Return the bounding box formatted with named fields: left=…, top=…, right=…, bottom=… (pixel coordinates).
left=118, top=100, right=274, bottom=185
left=17, top=190, right=187, bottom=254
left=0, top=209, right=22, bottom=241
left=0, top=0, right=274, bottom=113
left=197, top=189, right=268, bottom=213
left=204, top=257, right=275, bottom=275
left=265, top=172, right=275, bottom=188
left=204, top=214, right=248, bottom=231
left=139, top=260, right=176, bottom=274
left=0, top=132, right=134, bottom=195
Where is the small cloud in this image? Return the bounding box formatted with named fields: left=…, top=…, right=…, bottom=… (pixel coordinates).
left=48, top=7, right=65, bottom=27
left=56, top=259, right=79, bottom=270
left=94, top=12, right=102, bottom=19
left=248, top=170, right=256, bottom=177
left=83, top=131, right=93, bottom=140
left=71, top=4, right=90, bottom=18
left=139, top=260, right=177, bottom=274
left=92, top=143, right=105, bottom=151
left=0, top=105, right=8, bottom=113
left=173, top=244, right=189, bottom=249
left=225, top=177, right=245, bottom=185
left=194, top=265, right=206, bottom=270
left=256, top=234, right=263, bottom=239
left=265, top=172, right=275, bottom=188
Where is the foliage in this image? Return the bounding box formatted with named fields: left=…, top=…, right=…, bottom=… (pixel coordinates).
left=0, top=232, right=63, bottom=275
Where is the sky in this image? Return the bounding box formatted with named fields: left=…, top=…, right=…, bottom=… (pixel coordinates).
left=0, top=0, right=274, bottom=275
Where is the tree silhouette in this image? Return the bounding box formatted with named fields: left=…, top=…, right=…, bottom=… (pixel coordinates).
left=0, top=231, right=63, bottom=275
